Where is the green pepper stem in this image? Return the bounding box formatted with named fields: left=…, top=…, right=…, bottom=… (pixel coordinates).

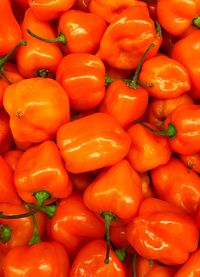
left=33, top=190, right=51, bottom=206
left=155, top=20, right=162, bottom=37
left=135, top=120, right=177, bottom=138
left=28, top=214, right=41, bottom=246
left=27, top=29, right=67, bottom=45
left=132, top=253, right=137, bottom=277
left=100, top=211, right=117, bottom=264
left=0, top=40, right=27, bottom=84
left=129, top=43, right=155, bottom=89
left=192, top=16, right=200, bottom=28
left=0, top=224, right=12, bottom=244
left=40, top=205, right=56, bottom=219
left=105, top=75, right=115, bottom=86
left=115, top=245, right=130, bottom=262
left=0, top=208, right=38, bottom=219
left=37, top=69, right=50, bottom=78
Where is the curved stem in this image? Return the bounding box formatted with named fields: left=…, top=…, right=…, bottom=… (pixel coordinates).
left=135, top=120, right=177, bottom=138
left=0, top=208, right=38, bottom=219
left=40, top=204, right=56, bottom=219
left=100, top=211, right=117, bottom=264
left=0, top=224, right=12, bottom=244
left=27, top=29, right=67, bottom=45
left=0, top=40, right=27, bottom=84
left=28, top=214, right=41, bottom=246
left=129, top=43, right=155, bottom=89
left=33, top=190, right=51, bottom=206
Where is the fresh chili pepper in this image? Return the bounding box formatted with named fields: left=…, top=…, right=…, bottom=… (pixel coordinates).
left=174, top=249, right=200, bottom=277
left=0, top=156, right=21, bottom=205
left=2, top=241, right=70, bottom=276
left=151, top=156, right=200, bottom=216
left=100, top=43, right=153, bottom=129
left=97, top=4, right=162, bottom=70
left=27, top=9, right=107, bottom=55
left=139, top=54, right=191, bottom=99
left=83, top=159, right=142, bottom=263
left=127, top=198, right=199, bottom=265
left=69, top=240, right=126, bottom=277
left=17, top=8, right=63, bottom=78
left=139, top=104, right=200, bottom=155
left=3, top=150, right=23, bottom=171
left=0, top=203, right=45, bottom=253
left=127, top=122, right=172, bottom=173
left=147, top=93, right=194, bottom=130
left=0, top=0, right=22, bottom=56
left=47, top=193, right=105, bottom=261
left=180, top=152, right=200, bottom=174
left=89, top=0, right=144, bottom=23
left=56, top=112, right=131, bottom=173
left=56, top=53, right=105, bottom=110
left=135, top=255, right=177, bottom=277
left=0, top=109, right=13, bottom=155
left=157, top=0, right=200, bottom=36
left=28, top=0, right=76, bottom=21
left=171, top=30, right=200, bottom=99
left=3, top=77, right=70, bottom=146
left=14, top=140, right=72, bottom=205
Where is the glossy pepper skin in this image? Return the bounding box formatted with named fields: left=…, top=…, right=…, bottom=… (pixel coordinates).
left=127, top=123, right=172, bottom=173
left=56, top=54, right=105, bottom=110
left=56, top=113, right=131, bottom=173
left=28, top=0, right=76, bottom=21
left=58, top=9, right=106, bottom=54
left=135, top=256, right=177, bottom=277
left=69, top=240, right=126, bottom=277
left=3, top=241, right=70, bottom=277
left=180, top=152, right=200, bottom=174
left=164, top=104, right=200, bottom=155
left=89, top=0, right=140, bottom=23
left=0, top=109, right=13, bottom=155
left=47, top=193, right=105, bottom=261
left=147, top=94, right=194, bottom=130
left=97, top=5, right=162, bottom=70
left=157, top=0, right=200, bottom=36
left=175, top=249, right=200, bottom=277
left=139, top=55, right=191, bottom=99
left=171, top=30, right=200, bottom=99
left=17, top=9, right=63, bottom=79
left=0, top=0, right=22, bottom=56
left=0, top=156, right=21, bottom=205
left=151, top=157, right=200, bottom=216
left=127, top=198, right=199, bottom=265
left=0, top=203, right=45, bottom=253
left=83, top=159, right=143, bottom=220
left=14, top=140, right=72, bottom=205
left=100, top=80, right=148, bottom=129
left=3, top=78, right=70, bottom=146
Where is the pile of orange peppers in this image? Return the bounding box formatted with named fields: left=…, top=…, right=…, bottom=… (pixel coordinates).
left=1, top=0, right=200, bottom=276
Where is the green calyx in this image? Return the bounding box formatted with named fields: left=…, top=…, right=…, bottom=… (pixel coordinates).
left=192, top=15, right=200, bottom=28
left=0, top=224, right=12, bottom=244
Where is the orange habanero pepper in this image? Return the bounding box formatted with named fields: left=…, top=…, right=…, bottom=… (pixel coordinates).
left=127, top=123, right=172, bottom=173
left=3, top=150, right=23, bottom=171
left=28, top=0, right=76, bottom=21
left=14, top=140, right=72, bottom=205
left=56, top=113, right=131, bottom=173
left=47, top=193, right=105, bottom=261
left=69, top=240, right=126, bottom=277
left=0, top=203, right=45, bottom=253
left=3, top=78, right=70, bottom=146
left=180, top=152, right=200, bottom=174
left=83, top=159, right=142, bottom=263
left=97, top=4, right=162, bottom=70
left=157, top=0, right=200, bottom=36
left=17, top=9, right=63, bottom=78
left=0, top=0, right=22, bottom=56
left=139, top=54, right=191, bottom=99
left=147, top=93, right=194, bottom=130
left=175, top=249, right=200, bottom=277
left=56, top=54, right=105, bottom=110
left=3, top=241, right=70, bottom=277
left=151, top=157, right=200, bottom=216
left=127, top=198, right=199, bottom=265
left=171, top=30, right=200, bottom=99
